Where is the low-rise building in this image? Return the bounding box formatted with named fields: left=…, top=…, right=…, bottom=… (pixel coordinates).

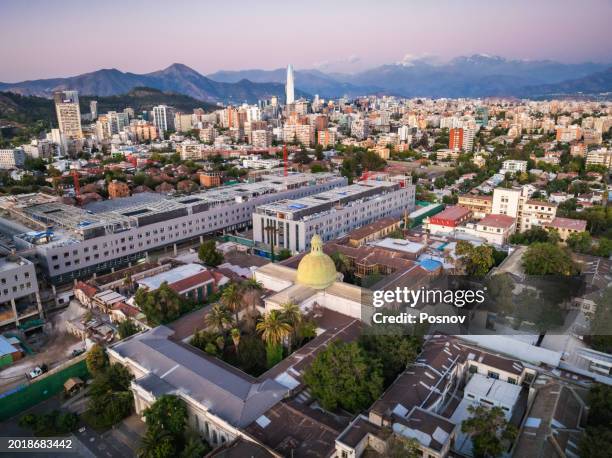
left=457, top=195, right=493, bottom=219
left=544, top=217, right=587, bottom=242
left=424, top=206, right=472, bottom=235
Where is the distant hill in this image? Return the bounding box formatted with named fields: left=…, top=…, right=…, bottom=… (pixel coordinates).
left=519, top=67, right=612, bottom=97
left=1, top=57, right=611, bottom=103
left=0, top=64, right=306, bottom=104
left=210, top=55, right=611, bottom=98
left=0, top=87, right=215, bottom=137
left=208, top=68, right=380, bottom=98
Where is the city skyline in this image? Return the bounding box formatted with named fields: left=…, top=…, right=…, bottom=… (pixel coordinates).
left=1, top=0, right=612, bottom=82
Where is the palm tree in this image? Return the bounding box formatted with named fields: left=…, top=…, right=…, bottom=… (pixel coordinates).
left=205, top=304, right=232, bottom=334
left=221, top=283, right=242, bottom=325
left=230, top=328, right=241, bottom=355
left=242, top=278, right=263, bottom=292
left=137, top=427, right=173, bottom=458
left=256, top=310, right=292, bottom=348
left=280, top=302, right=302, bottom=351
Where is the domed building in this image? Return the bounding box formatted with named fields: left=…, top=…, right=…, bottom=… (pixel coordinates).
left=254, top=234, right=364, bottom=319
left=295, top=234, right=338, bottom=290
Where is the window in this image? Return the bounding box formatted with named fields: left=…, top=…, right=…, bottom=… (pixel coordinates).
left=487, top=371, right=499, bottom=380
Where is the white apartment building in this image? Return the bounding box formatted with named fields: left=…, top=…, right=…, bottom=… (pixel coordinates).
left=0, top=148, right=26, bottom=169
left=54, top=90, right=83, bottom=140
left=253, top=179, right=416, bottom=253
left=0, top=254, right=43, bottom=329
left=152, top=105, right=175, bottom=133
left=251, top=130, right=272, bottom=148
left=283, top=124, right=315, bottom=146
left=500, top=160, right=527, bottom=175
left=241, top=157, right=280, bottom=169
left=492, top=187, right=556, bottom=232
left=180, top=142, right=207, bottom=161
left=10, top=174, right=346, bottom=284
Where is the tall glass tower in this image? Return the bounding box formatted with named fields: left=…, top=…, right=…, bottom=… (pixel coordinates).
left=285, top=64, right=295, bottom=105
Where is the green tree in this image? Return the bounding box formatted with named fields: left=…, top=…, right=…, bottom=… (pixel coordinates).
left=386, top=434, right=422, bottom=458
left=456, top=241, right=495, bottom=277
left=86, top=344, right=108, bottom=376
left=138, top=427, right=176, bottom=458
left=87, top=364, right=134, bottom=428
left=256, top=310, right=292, bottom=367
left=522, top=243, right=576, bottom=275
left=566, top=231, right=592, bottom=253
left=276, top=248, right=292, bottom=261
left=486, top=273, right=515, bottom=315
left=221, top=283, right=243, bottom=324
left=579, top=383, right=612, bottom=458
left=359, top=334, right=420, bottom=386
left=204, top=304, right=232, bottom=334
left=303, top=341, right=383, bottom=413
left=197, top=240, right=223, bottom=267
left=143, top=395, right=188, bottom=438
left=279, top=302, right=302, bottom=352
left=135, top=282, right=188, bottom=325
left=461, top=405, right=517, bottom=458
left=579, top=427, right=612, bottom=458
left=118, top=319, right=139, bottom=339
left=230, top=328, right=241, bottom=355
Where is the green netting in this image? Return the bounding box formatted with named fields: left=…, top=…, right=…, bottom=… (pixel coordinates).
left=0, top=358, right=90, bottom=421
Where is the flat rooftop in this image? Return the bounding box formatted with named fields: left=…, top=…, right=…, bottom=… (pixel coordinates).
left=255, top=180, right=401, bottom=221
left=137, top=263, right=207, bottom=291
left=11, top=173, right=341, bottom=241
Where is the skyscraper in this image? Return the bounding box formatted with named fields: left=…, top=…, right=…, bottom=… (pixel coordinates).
left=152, top=105, right=176, bottom=133
left=54, top=90, right=83, bottom=140
left=90, top=100, right=98, bottom=120
left=285, top=64, right=295, bottom=105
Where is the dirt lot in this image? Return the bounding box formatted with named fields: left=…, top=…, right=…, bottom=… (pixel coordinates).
left=0, top=302, right=86, bottom=394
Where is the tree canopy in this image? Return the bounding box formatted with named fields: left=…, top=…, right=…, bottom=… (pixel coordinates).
left=521, top=242, right=576, bottom=275
left=135, top=282, right=190, bottom=325
left=461, top=405, right=517, bottom=458
left=303, top=341, right=383, bottom=413
left=198, top=240, right=223, bottom=267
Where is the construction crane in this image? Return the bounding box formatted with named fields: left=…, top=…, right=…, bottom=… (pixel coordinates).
left=283, top=143, right=288, bottom=177
left=72, top=169, right=81, bottom=197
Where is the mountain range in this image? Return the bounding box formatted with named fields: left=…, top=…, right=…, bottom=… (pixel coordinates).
left=0, top=64, right=306, bottom=104
left=1, top=56, right=611, bottom=103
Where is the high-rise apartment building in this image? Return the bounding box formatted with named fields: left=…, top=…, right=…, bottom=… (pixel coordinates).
left=449, top=127, right=464, bottom=151
left=152, top=105, right=176, bottom=133
left=54, top=90, right=83, bottom=140
left=90, top=100, right=98, bottom=120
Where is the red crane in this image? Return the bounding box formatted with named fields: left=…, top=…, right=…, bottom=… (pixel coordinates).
left=283, top=143, right=288, bottom=177
left=72, top=169, right=80, bottom=197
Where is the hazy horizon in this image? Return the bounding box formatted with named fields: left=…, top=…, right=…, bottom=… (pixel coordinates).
left=1, top=0, right=611, bottom=82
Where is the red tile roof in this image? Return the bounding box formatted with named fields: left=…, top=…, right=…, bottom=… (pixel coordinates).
left=112, top=301, right=140, bottom=318
left=546, top=217, right=587, bottom=232
left=168, top=270, right=214, bottom=293
left=479, top=214, right=516, bottom=229
left=74, top=281, right=98, bottom=298
left=431, top=205, right=472, bottom=222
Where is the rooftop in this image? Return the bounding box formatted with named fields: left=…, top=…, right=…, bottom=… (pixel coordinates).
left=137, top=263, right=207, bottom=291
left=255, top=180, right=400, bottom=221
left=545, top=217, right=587, bottom=231
left=478, top=213, right=516, bottom=229
left=431, top=205, right=471, bottom=222
left=111, top=326, right=288, bottom=428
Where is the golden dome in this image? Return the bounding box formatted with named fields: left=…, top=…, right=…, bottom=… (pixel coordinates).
left=295, top=234, right=337, bottom=290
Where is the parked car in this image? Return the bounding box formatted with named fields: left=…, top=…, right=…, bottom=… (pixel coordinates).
left=27, top=367, right=43, bottom=380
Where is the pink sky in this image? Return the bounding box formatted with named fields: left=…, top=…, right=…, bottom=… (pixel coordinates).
left=1, top=0, right=611, bottom=82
